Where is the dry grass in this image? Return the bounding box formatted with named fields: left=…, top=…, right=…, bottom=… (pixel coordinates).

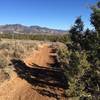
left=0, top=39, right=45, bottom=83
left=0, top=69, right=10, bottom=84
left=0, top=39, right=39, bottom=59
left=0, top=39, right=63, bottom=84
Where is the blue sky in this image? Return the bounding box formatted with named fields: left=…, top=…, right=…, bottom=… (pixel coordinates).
left=0, top=0, right=98, bottom=30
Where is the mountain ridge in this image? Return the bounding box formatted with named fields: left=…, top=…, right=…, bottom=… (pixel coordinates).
left=0, top=24, right=67, bottom=35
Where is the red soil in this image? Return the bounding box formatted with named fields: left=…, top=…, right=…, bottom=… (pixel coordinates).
left=0, top=44, right=66, bottom=100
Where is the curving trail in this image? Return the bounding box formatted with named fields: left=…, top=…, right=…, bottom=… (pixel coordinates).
left=24, top=44, right=55, bottom=68
left=0, top=44, right=66, bottom=100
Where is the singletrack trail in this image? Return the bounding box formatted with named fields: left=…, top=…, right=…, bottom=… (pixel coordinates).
left=0, top=44, right=67, bottom=100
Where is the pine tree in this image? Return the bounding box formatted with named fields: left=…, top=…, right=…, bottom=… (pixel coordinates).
left=69, top=16, right=84, bottom=51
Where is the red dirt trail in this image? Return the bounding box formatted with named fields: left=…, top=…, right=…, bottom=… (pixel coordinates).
left=0, top=44, right=66, bottom=100
left=24, top=44, right=55, bottom=68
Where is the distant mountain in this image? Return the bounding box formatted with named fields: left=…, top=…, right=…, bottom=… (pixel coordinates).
left=0, top=24, right=67, bottom=35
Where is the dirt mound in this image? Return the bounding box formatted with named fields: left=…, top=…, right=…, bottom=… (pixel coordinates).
left=0, top=44, right=66, bottom=100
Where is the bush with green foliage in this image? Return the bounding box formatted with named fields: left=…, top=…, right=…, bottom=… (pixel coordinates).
left=58, top=1, right=100, bottom=100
